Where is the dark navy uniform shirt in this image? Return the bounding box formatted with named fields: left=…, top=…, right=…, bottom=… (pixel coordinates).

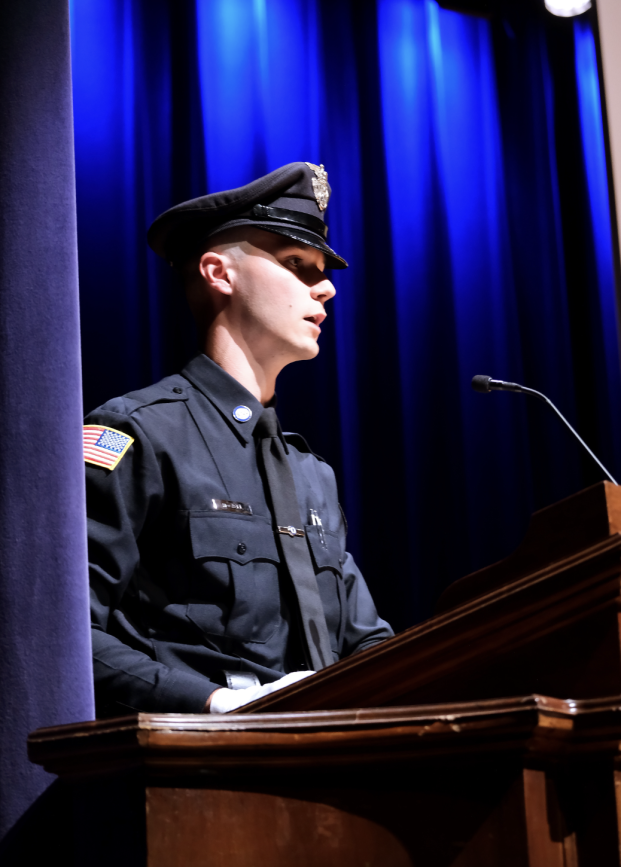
left=86, top=354, right=393, bottom=714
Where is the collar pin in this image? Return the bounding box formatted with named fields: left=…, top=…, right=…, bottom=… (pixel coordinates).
left=233, top=405, right=252, bottom=423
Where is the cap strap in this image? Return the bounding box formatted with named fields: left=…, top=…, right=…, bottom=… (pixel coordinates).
left=244, top=204, right=328, bottom=239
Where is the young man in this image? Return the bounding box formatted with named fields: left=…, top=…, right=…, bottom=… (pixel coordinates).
left=85, top=162, right=393, bottom=716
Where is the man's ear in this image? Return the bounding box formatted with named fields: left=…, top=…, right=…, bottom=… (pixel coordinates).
left=199, top=251, right=233, bottom=297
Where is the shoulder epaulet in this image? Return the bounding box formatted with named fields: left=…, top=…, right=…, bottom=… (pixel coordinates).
left=83, top=425, right=134, bottom=471
left=283, top=432, right=326, bottom=462
left=123, top=377, right=190, bottom=413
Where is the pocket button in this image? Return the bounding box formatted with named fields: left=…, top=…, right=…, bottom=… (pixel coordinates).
left=237, top=542, right=247, bottom=555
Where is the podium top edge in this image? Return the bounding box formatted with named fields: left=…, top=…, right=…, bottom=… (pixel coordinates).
left=27, top=692, right=621, bottom=743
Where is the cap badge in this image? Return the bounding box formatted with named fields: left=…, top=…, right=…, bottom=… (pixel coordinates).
left=305, top=163, right=330, bottom=211
left=233, top=405, right=252, bottom=423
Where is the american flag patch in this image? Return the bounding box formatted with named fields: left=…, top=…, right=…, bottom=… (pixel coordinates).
left=83, top=425, right=134, bottom=470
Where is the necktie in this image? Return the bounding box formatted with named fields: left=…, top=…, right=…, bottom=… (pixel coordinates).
left=255, top=407, right=333, bottom=671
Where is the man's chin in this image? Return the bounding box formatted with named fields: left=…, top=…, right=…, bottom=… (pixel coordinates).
left=298, top=341, right=320, bottom=361
left=282, top=338, right=321, bottom=364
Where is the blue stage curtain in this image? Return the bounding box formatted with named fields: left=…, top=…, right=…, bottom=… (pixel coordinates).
left=70, top=0, right=621, bottom=631
left=0, top=0, right=94, bottom=849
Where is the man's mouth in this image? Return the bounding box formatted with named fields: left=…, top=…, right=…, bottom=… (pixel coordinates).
left=304, top=313, right=326, bottom=328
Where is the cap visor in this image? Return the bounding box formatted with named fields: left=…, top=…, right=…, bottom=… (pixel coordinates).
left=208, top=220, right=348, bottom=269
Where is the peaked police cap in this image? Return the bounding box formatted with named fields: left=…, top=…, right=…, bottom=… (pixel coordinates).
left=147, top=162, right=347, bottom=269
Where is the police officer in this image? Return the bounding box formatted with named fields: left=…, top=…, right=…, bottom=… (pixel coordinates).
left=85, top=162, right=393, bottom=715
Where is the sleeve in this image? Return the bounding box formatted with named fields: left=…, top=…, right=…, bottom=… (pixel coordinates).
left=340, top=552, right=394, bottom=656
left=86, top=407, right=218, bottom=714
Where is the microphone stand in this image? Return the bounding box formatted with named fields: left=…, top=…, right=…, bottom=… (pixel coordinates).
left=471, top=375, right=618, bottom=485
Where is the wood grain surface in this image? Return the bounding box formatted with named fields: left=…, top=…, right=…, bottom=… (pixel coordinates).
left=26, top=693, right=621, bottom=778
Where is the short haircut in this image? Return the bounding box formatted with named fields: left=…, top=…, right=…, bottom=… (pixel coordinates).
left=182, top=226, right=258, bottom=336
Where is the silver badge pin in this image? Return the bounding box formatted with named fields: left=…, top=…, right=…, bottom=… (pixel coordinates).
left=305, top=163, right=330, bottom=211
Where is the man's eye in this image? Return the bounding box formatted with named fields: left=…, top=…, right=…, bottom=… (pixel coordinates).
left=287, top=257, right=302, bottom=268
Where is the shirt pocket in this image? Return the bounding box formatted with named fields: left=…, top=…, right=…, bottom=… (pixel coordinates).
left=187, top=512, right=281, bottom=645
left=305, top=525, right=344, bottom=655
left=305, top=525, right=344, bottom=576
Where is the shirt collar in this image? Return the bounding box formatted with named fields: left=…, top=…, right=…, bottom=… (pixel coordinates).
left=181, top=353, right=281, bottom=446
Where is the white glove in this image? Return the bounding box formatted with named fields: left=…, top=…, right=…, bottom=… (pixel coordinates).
left=209, top=670, right=315, bottom=714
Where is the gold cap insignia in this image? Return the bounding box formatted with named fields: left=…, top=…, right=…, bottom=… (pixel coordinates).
left=305, top=162, right=330, bottom=211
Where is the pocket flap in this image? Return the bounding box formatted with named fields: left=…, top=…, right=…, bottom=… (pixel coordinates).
left=189, top=512, right=278, bottom=564
left=306, top=525, right=344, bottom=575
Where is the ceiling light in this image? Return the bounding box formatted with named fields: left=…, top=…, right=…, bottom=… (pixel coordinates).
left=544, top=0, right=591, bottom=17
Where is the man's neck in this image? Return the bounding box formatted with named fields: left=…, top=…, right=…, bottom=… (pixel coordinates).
left=202, top=324, right=278, bottom=405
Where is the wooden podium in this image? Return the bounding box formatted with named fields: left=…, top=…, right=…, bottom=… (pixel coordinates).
left=28, top=482, right=621, bottom=866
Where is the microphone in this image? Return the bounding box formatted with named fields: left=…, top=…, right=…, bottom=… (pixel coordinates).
left=471, top=375, right=618, bottom=485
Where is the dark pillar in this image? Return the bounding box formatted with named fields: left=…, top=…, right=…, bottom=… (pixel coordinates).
left=0, top=0, right=94, bottom=844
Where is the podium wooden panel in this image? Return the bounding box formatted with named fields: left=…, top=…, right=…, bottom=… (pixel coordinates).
left=28, top=695, right=621, bottom=866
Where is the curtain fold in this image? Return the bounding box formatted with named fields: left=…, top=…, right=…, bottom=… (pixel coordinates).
left=0, top=0, right=93, bottom=847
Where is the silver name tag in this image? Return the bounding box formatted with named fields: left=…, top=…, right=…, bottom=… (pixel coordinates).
left=211, top=498, right=253, bottom=516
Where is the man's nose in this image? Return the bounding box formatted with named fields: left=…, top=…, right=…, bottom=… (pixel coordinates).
left=312, top=277, right=336, bottom=303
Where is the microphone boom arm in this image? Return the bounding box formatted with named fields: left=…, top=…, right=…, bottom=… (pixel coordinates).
left=472, top=375, right=618, bottom=485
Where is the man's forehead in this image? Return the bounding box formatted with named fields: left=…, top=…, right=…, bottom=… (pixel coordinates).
left=248, top=230, right=326, bottom=263
left=271, top=239, right=319, bottom=256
